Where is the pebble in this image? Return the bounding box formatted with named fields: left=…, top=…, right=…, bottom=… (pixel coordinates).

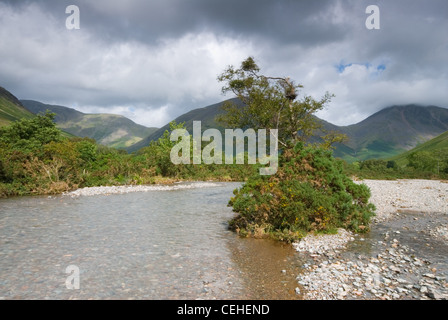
left=294, top=179, right=448, bottom=300
left=64, top=182, right=221, bottom=197
left=296, top=236, right=447, bottom=300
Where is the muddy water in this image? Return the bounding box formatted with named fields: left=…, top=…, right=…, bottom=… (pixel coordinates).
left=0, top=182, right=304, bottom=300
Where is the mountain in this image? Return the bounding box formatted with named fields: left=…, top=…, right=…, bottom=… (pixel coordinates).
left=388, top=130, right=448, bottom=166
left=21, top=100, right=158, bottom=149
left=126, top=98, right=242, bottom=153
left=7, top=81, right=447, bottom=160
left=0, top=86, right=34, bottom=126
left=128, top=100, right=448, bottom=162
left=333, top=105, right=448, bottom=161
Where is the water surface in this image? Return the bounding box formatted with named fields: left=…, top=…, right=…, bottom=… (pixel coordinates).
left=0, top=182, right=303, bottom=300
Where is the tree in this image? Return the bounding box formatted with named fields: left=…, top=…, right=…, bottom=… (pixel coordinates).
left=407, top=151, right=437, bottom=172
left=0, top=111, right=62, bottom=153
left=141, top=121, right=189, bottom=176
left=218, top=58, right=374, bottom=241
left=217, top=57, right=345, bottom=150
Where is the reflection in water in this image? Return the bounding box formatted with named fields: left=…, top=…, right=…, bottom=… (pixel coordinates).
left=0, top=182, right=303, bottom=300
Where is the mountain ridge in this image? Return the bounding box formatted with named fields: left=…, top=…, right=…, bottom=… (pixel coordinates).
left=332, top=104, right=448, bottom=161
left=2, top=85, right=447, bottom=161
left=128, top=99, right=448, bottom=161
left=21, top=100, right=158, bottom=149
left=389, top=129, right=448, bottom=166
left=0, top=86, right=34, bottom=126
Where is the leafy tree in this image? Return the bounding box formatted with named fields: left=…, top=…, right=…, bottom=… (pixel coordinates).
left=386, top=160, right=398, bottom=169
left=360, top=159, right=388, bottom=171
left=74, top=138, right=98, bottom=164
left=407, top=151, right=437, bottom=172
left=0, top=111, right=61, bottom=153
left=141, top=121, right=189, bottom=176
left=217, top=58, right=374, bottom=241
left=217, top=57, right=345, bottom=150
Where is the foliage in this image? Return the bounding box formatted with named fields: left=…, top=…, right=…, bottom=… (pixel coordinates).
left=215, top=57, right=373, bottom=241
left=407, top=151, right=439, bottom=172
left=344, top=147, right=448, bottom=180
left=140, top=121, right=189, bottom=177
left=0, top=116, right=257, bottom=198
left=228, top=143, right=376, bottom=242
left=0, top=112, right=62, bottom=154
left=138, top=121, right=258, bottom=180
left=217, top=56, right=345, bottom=149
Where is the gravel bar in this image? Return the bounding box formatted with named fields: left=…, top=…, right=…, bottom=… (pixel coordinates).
left=64, top=182, right=221, bottom=197
left=294, top=179, right=448, bottom=300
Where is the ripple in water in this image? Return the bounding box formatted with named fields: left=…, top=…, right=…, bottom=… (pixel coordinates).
left=0, top=182, right=304, bottom=300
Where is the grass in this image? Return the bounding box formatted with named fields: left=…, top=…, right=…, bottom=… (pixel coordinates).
left=0, top=96, right=34, bottom=126
left=389, top=130, right=448, bottom=166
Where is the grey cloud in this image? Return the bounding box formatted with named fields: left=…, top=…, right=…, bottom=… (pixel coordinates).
left=7, top=0, right=348, bottom=45
left=0, top=0, right=447, bottom=128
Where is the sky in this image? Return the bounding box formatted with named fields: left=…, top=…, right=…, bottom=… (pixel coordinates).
left=0, top=0, right=447, bottom=128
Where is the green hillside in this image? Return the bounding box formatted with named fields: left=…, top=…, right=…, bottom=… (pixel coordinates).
left=0, top=86, right=34, bottom=126
left=21, top=100, right=158, bottom=150
left=333, top=105, right=448, bottom=161
left=389, top=130, right=448, bottom=166
left=126, top=98, right=242, bottom=153
left=128, top=99, right=448, bottom=161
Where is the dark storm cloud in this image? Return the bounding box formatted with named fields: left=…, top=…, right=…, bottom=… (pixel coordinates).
left=0, top=0, right=447, bottom=127
left=23, top=0, right=348, bottom=46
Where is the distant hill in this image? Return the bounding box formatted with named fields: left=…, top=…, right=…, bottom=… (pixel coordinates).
left=126, top=98, right=242, bottom=153
left=7, top=82, right=447, bottom=160
left=388, top=130, right=448, bottom=166
left=333, top=105, right=448, bottom=161
left=0, top=86, right=34, bottom=126
left=128, top=100, right=448, bottom=161
left=21, top=100, right=158, bottom=149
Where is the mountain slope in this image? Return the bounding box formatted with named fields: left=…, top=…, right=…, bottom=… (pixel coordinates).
left=389, top=130, right=448, bottom=166
left=0, top=86, right=34, bottom=126
left=332, top=105, right=448, bottom=161
left=21, top=100, right=158, bottom=149
left=128, top=99, right=448, bottom=161
left=126, top=98, right=242, bottom=153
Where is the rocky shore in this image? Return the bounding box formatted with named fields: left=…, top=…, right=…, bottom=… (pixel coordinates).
left=62, top=179, right=447, bottom=300
left=294, top=179, right=448, bottom=300
left=355, top=179, right=448, bottom=222
left=64, top=181, right=220, bottom=197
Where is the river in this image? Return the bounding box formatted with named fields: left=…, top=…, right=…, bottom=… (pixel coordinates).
left=0, top=182, right=304, bottom=300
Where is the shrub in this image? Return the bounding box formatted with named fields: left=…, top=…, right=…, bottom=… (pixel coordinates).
left=228, top=143, right=376, bottom=242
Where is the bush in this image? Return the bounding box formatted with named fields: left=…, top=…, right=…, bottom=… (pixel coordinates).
left=228, top=143, right=376, bottom=242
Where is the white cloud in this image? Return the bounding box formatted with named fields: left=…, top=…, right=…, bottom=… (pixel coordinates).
left=75, top=104, right=172, bottom=128
left=0, top=2, right=255, bottom=126
left=0, top=0, right=447, bottom=130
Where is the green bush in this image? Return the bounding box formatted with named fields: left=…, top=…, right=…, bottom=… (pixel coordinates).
left=228, top=143, right=376, bottom=242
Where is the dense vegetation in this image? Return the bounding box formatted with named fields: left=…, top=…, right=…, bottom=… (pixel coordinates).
left=228, top=143, right=375, bottom=242
left=345, top=151, right=448, bottom=180
left=1, top=61, right=445, bottom=243
left=0, top=112, right=256, bottom=197
left=216, top=57, right=376, bottom=241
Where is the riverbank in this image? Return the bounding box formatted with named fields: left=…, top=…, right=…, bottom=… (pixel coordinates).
left=294, top=179, right=448, bottom=300
left=64, top=181, right=221, bottom=197
left=62, top=178, right=448, bottom=300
